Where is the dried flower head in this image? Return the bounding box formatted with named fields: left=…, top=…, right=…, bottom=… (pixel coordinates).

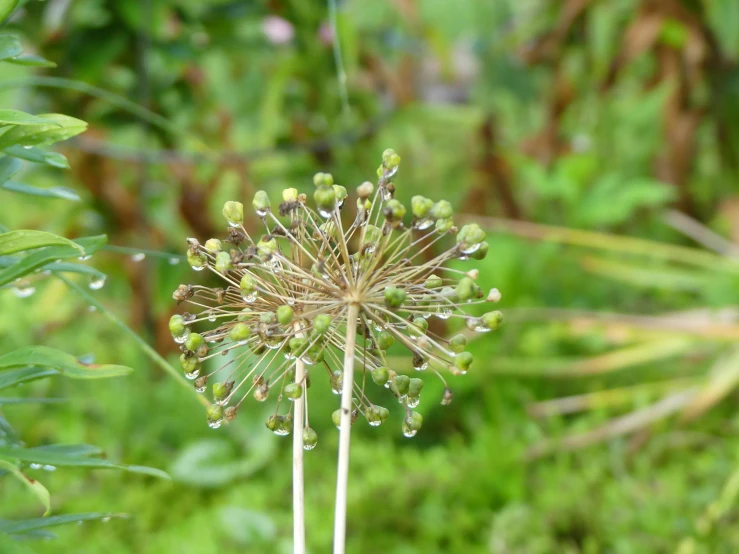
left=171, top=148, right=502, bottom=442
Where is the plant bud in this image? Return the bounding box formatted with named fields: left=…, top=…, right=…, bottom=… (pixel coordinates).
left=187, top=250, right=207, bottom=269
left=279, top=415, right=294, bottom=435
left=456, top=277, right=479, bottom=302
left=454, top=351, right=474, bottom=372
left=240, top=274, right=256, bottom=294
left=384, top=286, right=406, bottom=309
left=224, top=406, right=238, bottom=422
left=457, top=223, right=486, bottom=254
left=332, top=409, right=342, bottom=429
left=257, top=236, right=278, bottom=257
left=283, top=383, right=303, bottom=400
left=313, top=172, right=334, bottom=186
left=376, top=330, right=395, bottom=350
left=403, top=411, right=423, bottom=436
left=371, top=366, right=389, bottom=386
left=204, top=238, right=222, bottom=254
left=169, top=314, right=187, bottom=337
left=364, top=224, right=382, bottom=244
left=357, top=181, right=374, bottom=198
left=449, top=334, right=467, bottom=353
left=376, top=405, right=390, bottom=422
left=303, top=426, right=318, bottom=450
left=206, top=404, right=224, bottom=426
left=487, top=288, right=502, bottom=302
left=409, top=317, right=428, bottom=337
left=435, top=218, right=454, bottom=234
left=212, top=381, right=234, bottom=402
left=314, top=185, right=336, bottom=215
left=254, top=383, right=269, bottom=402
left=215, top=251, right=233, bottom=273
left=180, top=353, right=200, bottom=374
left=312, top=314, right=331, bottom=335
left=266, top=414, right=280, bottom=431
left=408, top=378, right=424, bottom=397
left=392, top=374, right=410, bottom=397
left=365, top=405, right=382, bottom=426
left=276, top=305, right=294, bottom=325
left=482, top=310, right=503, bottom=331
left=382, top=148, right=401, bottom=168
left=441, top=388, right=453, bottom=406
left=424, top=274, right=442, bottom=289
left=430, top=200, right=453, bottom=220
left=222, top=201, right=244, bottom=226
left=185, top=333, right=204, bottom=352
left=252, top=191, right=271, bottom=215
left=282, top=188, right=298, bottom=202
left=333, top=185, right=348, bottom=204
left=411, top=196, right=433, bottom=219
left=470, top=241, right=488, bottom=260
left=383, top=199, right=406, bottom=223
left=229, top=323, right=251, bottom=342
left=289, top=337, right=307, bottom=357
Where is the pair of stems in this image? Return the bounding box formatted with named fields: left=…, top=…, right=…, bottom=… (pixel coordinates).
left=292, top=303, right=358, bottom=554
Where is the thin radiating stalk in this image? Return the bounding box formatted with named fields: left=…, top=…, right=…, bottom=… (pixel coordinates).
left=292, top=324, right=307, bottom=554
left=333, top=303, right=359, bottom=554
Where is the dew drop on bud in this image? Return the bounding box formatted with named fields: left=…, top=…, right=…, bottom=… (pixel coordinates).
left=11, top=284, right=35, bottom=298
left=131, top=253, right=146, bottom=262
left=88, top=275, right=106, bottom=290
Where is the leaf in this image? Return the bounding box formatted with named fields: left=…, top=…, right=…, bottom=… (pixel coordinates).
left=0, top=460, right=50, bottom=516
left=170, top=438, right=275, bottom=488
left=0, top=447, right=169, bottom=479
left=0, top=346, right=132, bottom=380
left=0, top=234, right=105, bottom=286
left=4, top=145, right=68, bottom=168
left=1, top=181, right=79, bottom=200
left=0, top=114, right=87, bottom=150
left=0, top=397, right=65, bottom=405
left=0, top=110, right=61, bottom=127
left=0, top=156, right=21, bottom=184
left=0, top=513, right=127, bottom=534
left=0, top=368, right=58, bottom=390
left=0, top=1, right=18, bottom=25
left=0, top=231, right=83, bottom=256
left=0, top=35, right=21, bottom=62
left=6, top=55, right=55, bottom=68
left=28, top=444, right=103, bottom=457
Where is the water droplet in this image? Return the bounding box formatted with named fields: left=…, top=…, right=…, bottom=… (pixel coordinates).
left=381, top=188, right=392, bottom=201
left=466, top=317, right=491, bottom=333
left=403, top=428, right=417, bottom=438
left=208, top=418, right=223, bottom=429
left=207, top=311, right=216, bottom=322
left=242, top=291, right=258, bottom=303
left=255, top=208, right=268, bottom=218
left=436, top=307, right=452, bottom=320
left=407, top=396, right=420, bottom=408
left=414, top=218, right=434, bottom=231
left=131, top=253, right=146, bottom=262
left=22, top=145, right=32, bottom=150
left=42, top=465, right=56, bottom=472
left=88, top=275, right=106, bottom=290
left=413, top=355, right=428, bottom=371
left=88, top=305, right=97, bottom=312
left=29, top=463, right=42, bottom=470
left=101, top=517, right=111, bottom=523
left=303, top=442, right=317, bottom=451
left=185, top=369, right=200, bottom=380
left=318, top=208, right=333, bottom=219
left=11, top=284, right=35, bottom=298
left=195, top=384, right=206, bottom=393
left=460, top=242, right=481, bottom=255
left=191, top=264, right=205, bottom=271
left=287, top=297, right=295, bottom=306
left=78, top=255, right=92, bottom=261
left=168, top=257, right=181, bottom=265
left=273, top=426, right=290, bottom=436
left=173, top=328, right=190, bottom=344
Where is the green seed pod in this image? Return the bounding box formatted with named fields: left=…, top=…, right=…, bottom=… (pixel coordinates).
left=260, top=311, right=276, bottom=325
left=455, top=351, right=474, bottom=372
left=252, top=190, right=271, bottom=214
left=187, top=250, right=207, bottom=269
left=403, top=411, right=423, bottom=434
left=357, top=181, right=374, bottom=198
left=169, top=314, right=186, bottom=337
left=204, top=238, right=222, bottom=254
left=212, top=381, right=233, bottom=402
left=457, top=223, right=486, bottom=248
left=180, top=353, right=200, bottom=374
left=333, top=185, right=348, bottom=203
left=482, top=310, right=503, bottom=330
left=382, top=148, right=401, bottom=169
left=229, top=323, right=251, bottom=342
left=364, top=224, right=383, bottom=244
left=408, top=378, right=424, bottom=397
left=257, top=236, right=278, bottom=257
left=393, top=374, right=410, bottom=397
left=371, top=366, right=390, bottom=386
left=411, top=196, right=434, bottom=219
left=303, top=426, right=318, bottom=450
left=449, top=333, right=467, bottom=353
left=276, top=305, right=294, bottom=325
left=376, top=405, right=390, bottom=422
left=424, top=274, right=442, bottom=289
left=383, top=199, right=406, bottom=222
left=222, top=201, right=244, bottom=226
left=185, top=333, right=204, bottom=353
left=313, top=172, right=334, bottom=186
left=365, top=405, right=382, bottom=425
left=266, top=415, right=280, bottom=431
left=312, top=314, right=332, bottom=336
left=332, top=409, right=342, bottom=429
left=214, top=251, right=233, bottom=273
left=376, top=331, right=395, bottom=350
left=435, top=218, right=454, bottom=234
left=456, top=277, right=479, bottom=302
left=283, top=383, right=303, bottom=400
left=308, top=344, right=325, bottom=363
left=279, top=415, right=294, bottom=435
left=289, top=337, right=308, bottom=357
left=470, top=241, right=489, bottom=260
left=206, top=404, right=224, bottom=425
left=240, top=274, right=256, bottom=294
left=409, top=317, right=428, bottom=337
left=224, top=406, right=238, bottom=422
left=282, top=188, right=299, bottom=202
left=384, top=286, right=406, bottom=309
left=430, top=200, right=453, bottom=220
left=314, top=185, right=337, bottom=214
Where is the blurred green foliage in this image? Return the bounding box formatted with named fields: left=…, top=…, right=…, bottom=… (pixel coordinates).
left=3, top=0, right=739, bottom=552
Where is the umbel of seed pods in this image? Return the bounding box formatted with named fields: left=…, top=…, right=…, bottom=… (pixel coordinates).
left=170, top=149, right=502, bottom=447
